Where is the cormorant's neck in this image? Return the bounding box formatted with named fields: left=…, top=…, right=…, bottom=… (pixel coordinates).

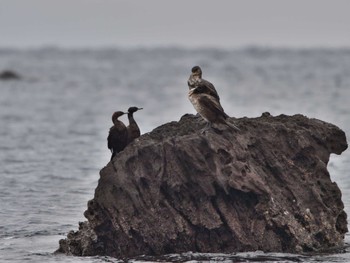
left=128, top=112, right=136, bottom=122
left=113, top=119, right=121, bottom=125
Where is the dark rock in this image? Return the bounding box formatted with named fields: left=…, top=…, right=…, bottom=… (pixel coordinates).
left=0, top=70, right=21, bottom=80
left=57, top=113, right=348, bottom=258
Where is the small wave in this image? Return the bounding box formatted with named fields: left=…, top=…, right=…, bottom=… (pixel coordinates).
left=2, top=236, right=15, bottom=240
left=133, top=251, right=307, bottom=262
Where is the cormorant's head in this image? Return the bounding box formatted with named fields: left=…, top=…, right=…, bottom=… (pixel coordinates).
left=112, top=111, right=125, bottom=124
left=191, top=66, right=202, bottom=77
left=128, top=107, right=143, bottom=114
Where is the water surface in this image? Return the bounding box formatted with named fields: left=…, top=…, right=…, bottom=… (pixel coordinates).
left=1, top=47, right=350, bottom=262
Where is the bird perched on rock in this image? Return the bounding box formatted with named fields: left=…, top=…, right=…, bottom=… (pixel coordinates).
left=107, top=111, right=128, bottom=160
left=188, top=81, right=240, bottom=133
left=187, top=66, right=220, bottom=101
left=126, top=107, right=143, bottom=143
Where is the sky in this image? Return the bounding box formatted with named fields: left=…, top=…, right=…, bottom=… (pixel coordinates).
left=0, top=0, right=350, bottom=49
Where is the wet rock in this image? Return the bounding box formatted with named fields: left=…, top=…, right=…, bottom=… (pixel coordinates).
left=57, top=113, right=348, bottom=258
left=0, top=70, right=21, bottom=80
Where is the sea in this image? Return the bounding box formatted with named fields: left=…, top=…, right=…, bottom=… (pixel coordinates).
left=0, top=47, right=350, bottom=262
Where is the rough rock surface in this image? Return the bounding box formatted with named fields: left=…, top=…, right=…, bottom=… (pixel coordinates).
left=57, top=113, right=348, bottom=258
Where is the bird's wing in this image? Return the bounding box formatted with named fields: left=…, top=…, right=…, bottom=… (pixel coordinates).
left=108, top=128, right=128, bottom=152
left=199, top=79, right=220, bottom=101
left=197, top=94, right=227, bottom=118
left=107, top=126, right=115, bottom=150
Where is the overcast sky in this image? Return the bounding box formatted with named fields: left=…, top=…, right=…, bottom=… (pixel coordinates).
left=0, top=0, right=349, bottom=48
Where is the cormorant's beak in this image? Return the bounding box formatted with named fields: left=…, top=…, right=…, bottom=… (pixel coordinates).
left=138, top=108, right=143, bottom=110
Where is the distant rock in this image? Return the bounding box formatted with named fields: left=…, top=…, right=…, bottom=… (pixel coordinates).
left=57, top=113, right=348, bottom=258
left=0, top=70, right=21, bottom=80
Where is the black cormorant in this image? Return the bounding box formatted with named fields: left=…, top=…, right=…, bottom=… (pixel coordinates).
left=107, top=111, right=128, bottom=160
left=126, top=107, right=143, bottom=143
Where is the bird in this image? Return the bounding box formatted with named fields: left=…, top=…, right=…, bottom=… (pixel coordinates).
left=126, top=106, right=143, bottom=143
left=187, top=66, right=220, bottom=101
left=188, top=85, right=240, bottom=133
left=107, top=111, right=128, bottom=161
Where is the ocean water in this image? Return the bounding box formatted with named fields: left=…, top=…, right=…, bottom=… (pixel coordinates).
left=0, top=47, right=350, bottom=263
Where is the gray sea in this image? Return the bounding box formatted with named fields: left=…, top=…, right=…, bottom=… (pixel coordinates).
left=0, top=47, right=350, bottom=262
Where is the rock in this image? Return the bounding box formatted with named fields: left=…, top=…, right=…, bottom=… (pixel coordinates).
left=57, top=113, right=348, bottom=258
left=0, top=70, right=21, bottom=80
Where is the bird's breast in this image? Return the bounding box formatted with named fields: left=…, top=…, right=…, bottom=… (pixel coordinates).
left=188, top=93, right=208, bottom=120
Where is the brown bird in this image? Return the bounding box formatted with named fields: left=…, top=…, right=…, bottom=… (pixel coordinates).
left=187, top=66, right=220, bottom=101
left=107, top=111, right=128, bottom=160
left=126, top=106, right=143, bottom=143
left=188, top=85, right=240, bottom=133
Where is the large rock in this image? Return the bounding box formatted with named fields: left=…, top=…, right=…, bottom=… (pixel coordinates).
left=57, top=113, right=348, bottom=258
